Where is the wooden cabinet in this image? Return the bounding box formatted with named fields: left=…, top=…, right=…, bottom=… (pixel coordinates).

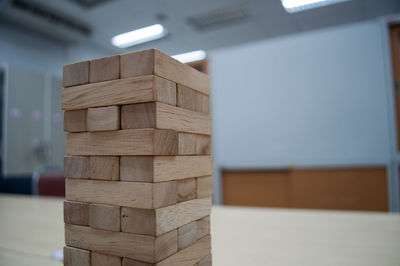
left=223, top=167, right=388, bottom=211
left=222, top=170, right=291, bottom=208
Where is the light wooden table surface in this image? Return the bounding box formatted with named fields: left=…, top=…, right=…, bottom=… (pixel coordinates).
left=0, top=194, right=399, bottom=266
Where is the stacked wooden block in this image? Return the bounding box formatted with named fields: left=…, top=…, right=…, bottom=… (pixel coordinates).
left=62, top=49, right=213, bottom=266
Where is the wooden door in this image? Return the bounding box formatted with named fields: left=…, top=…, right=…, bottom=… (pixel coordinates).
left=390, top=25, right=400, bottom=151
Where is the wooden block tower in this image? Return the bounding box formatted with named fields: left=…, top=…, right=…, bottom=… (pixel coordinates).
left=62, top=49, right=213, bottom=266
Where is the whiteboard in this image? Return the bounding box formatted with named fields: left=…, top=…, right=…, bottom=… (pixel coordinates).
left=209, top=21, right=390, bottom=168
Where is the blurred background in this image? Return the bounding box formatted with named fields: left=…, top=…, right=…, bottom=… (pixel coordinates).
left=1, top=0, right=400, bottom=212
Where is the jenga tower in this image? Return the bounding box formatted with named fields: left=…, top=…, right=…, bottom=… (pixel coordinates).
left=62, top=49, right=213, bottom=266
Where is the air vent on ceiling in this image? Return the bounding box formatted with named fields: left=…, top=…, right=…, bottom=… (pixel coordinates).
left=67, top=0, right=115, bottom=8
left=188, top=5, right=251, bottom=31
left=0, top=0, right=91, bottom=42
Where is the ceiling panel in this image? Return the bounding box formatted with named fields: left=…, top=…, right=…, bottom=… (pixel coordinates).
left=291, top=0, right=361, bottom=31
left=1, top=0, right=399, bottom=56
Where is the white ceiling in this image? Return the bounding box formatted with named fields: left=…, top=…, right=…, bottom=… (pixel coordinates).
left=2, top=0, right=400, bottom=55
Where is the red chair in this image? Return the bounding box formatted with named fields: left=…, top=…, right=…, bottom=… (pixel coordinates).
left=37, top=174, right=65, bottom=197
left=32, top=165, right=65, bottom=197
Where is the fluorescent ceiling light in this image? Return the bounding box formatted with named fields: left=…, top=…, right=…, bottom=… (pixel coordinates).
left=172, top=50, right=206, bottom=63
left=281, top=0, right=349, bottom=13
left=111, top=24, right=167, bottom=48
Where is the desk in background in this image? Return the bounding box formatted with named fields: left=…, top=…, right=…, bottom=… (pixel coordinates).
left=0, top=194, right=399, bottom=266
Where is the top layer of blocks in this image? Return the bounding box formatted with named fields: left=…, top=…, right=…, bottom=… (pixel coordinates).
left=62, top=49, right=210, bottom=107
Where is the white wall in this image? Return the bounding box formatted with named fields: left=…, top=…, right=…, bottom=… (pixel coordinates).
left=210, top=20, right=391, bottom=169
left=0, top=25, right=65, bottom=76
left=0, top=24, right=111, bottom=76
left=0, top=25, right=110, bottom=176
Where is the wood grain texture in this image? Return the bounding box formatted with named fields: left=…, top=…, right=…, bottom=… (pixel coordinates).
left=120, top=157, right=154, bottom=182
left=66, top=179, right=176, bottom=209
left=197, top=254, right=212, bottom=266
left=153, top=181, right=177, bottom=209
left=178, top=221, right=197, bottom=250
left=121, top=198, right=211, bottom=236
left=177, top=84, right=209, bottom=114
left=153, top=156, right=213, bottom=182
left=197, top=176, right=213, bottom=199
left=91, top=252, right=121, bottom=266
left=89, top=156, right=119, bottom=180
left=154, top=130, right=179, bottom=156
left=64, top=109, right=87, bottom=132
left=156, top=198, right=212, bottom=235
left=122, top=255, right=211, bottom=266
left=62, top=76, right=175, bottom=111
left=90, top=55, right=120, bottom=83
left=120, top=156, right=213, bottom=182
left=89, top=204, right=120, bottom=231
left=196, top=216, right=210, bottom=240
left=119, top=92, right=178, bottom=130
left=64, top=246, right=90, bottom=266
left=121, top=103, right=156, bottom=129
left=66, top=179, right=151, bottom=208
left=121, top=49, right=209, bottom=95
left=154, top=76, right=177, bottom=107
left=156, top=102, right=211, bottom=135
left=121, top=208, right=156, bottom=236
left=122, top=258, right=153, bottom=266
left=108, top=132, right=210, bottom=156
left=156, top=235, right=211, bottom=266
left=154, top=230, right=178, bottom=262
left=64, top=201, right=89, bottom=226
left=177, top=179, right=196, bottom=202
left=178, top=133, right=211, bottom=155
left=64, top=156, right=89, bottom=178
left=121, top=102, right=212, bottom=135
left=120, top=49, right=155, bottom=78
left=87, top=106, right=120, bottom=131
left=153, top=49, right=210, bottom=96
left=65, top=224, right=177, bottom=263
left=63, top=61, right=89, bottom=87
left=66, top=129, right=178, bottom=156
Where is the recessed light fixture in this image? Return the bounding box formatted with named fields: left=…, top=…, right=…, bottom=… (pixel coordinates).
left=172, top=50, right=206, bottom=63
left=281, top=0, right=349, bottom=13
left=111, top=24, right=167, bottom=48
